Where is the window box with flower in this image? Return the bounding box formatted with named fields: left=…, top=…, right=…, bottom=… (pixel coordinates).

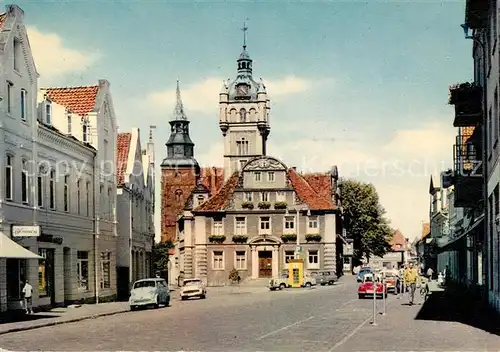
left=305, top=234, right=322, bottom=242
left=232, top=235, right=248, bottom=243
left=274, top=201, right=287, bottom=210
left=258, top=201, right=271, bottom=209
left=281, top=234, right=297, bottom=243
left=208, top=235, right=226, bottom=244
left=241, top=201, right=254, bottom=209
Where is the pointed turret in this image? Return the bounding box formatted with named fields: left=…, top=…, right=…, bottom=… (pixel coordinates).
left=161, top=81, right=199, bottom=173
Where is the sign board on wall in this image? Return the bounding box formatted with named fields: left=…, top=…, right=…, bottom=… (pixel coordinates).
left=344, top=244, right=354, bottom=256
left=12, top=225, right=41, bottom=237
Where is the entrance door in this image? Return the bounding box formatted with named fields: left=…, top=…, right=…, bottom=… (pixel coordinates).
left=258, top=251, right=273, bottom=278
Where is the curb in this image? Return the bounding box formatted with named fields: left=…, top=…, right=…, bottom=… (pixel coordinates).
left=0, top=309, right=130, bottom=335
left=0, top=295, right=183, bottom=335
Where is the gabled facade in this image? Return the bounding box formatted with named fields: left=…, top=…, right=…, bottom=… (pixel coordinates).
left=37, top=80, right=119, bottom=301
left=175, top=158, right=342, bottom=286
left=0, top=4, right=117, bottom=314
left=115, top=128, right=155, bottom=299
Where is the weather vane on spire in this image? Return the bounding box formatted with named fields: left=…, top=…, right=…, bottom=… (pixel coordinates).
left=242, top=18, right=249, bottom=50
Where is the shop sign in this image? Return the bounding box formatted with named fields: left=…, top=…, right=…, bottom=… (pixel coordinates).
left=12, top=225, right=40, bottom=237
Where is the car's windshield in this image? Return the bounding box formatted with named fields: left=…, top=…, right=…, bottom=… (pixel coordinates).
left=184, top=280, right=201, bottom=286
left=134, top=280, right=156, bottom=289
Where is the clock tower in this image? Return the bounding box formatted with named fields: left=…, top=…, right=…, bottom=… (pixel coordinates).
left=160, top=81, right=200, bottom=242
left=219, top=24, right=271, bottom=181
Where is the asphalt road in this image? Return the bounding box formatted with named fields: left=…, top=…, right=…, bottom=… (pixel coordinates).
left=0, top=279, right=379, bottom=351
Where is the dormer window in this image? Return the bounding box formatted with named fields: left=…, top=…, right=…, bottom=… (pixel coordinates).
left=67, top=114, right=72, bottom=134
left=45, top=101, right=51, bottom=125
left=82, top=119, right=89, bottom=142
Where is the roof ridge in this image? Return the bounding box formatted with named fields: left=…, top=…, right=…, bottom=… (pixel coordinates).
left=42, top=85, right=99, bottom=90
left=291, top=169, right=322, bottom=197
left=195, top=172, right=239, bottom=212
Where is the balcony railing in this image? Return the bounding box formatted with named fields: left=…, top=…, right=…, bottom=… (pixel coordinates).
left=449, top=82, right=482, bottom=127
left=453, top=136, right=483, bottom=208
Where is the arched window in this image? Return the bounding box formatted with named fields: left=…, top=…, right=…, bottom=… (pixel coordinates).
left=64, top=175, right=70, bottom=212
left=240, top=108, right=247, bottom=122
left=21, top=159, right=28, bottom=203
left=37, top=166, right=45, bottom=207
left=5, top=154, right=13, bottom=200
left=175, top=189, right=183, bottom=203
left=49, top=169, right=56, bottom=209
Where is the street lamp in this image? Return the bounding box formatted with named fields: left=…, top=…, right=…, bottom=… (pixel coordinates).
left=285, top=205, right=310, bottom=259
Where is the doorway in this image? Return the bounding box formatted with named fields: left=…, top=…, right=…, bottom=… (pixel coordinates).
left=258, top=251, right=273, bottom=278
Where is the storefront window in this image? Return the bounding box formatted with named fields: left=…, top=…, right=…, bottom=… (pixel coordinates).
left=6, top=259, right=26, bottom=299
left=77, top=251, right=89, bottom=290
left=100, top=252, right=111, bottom=289
left=38, top=249, right=48, bottom=297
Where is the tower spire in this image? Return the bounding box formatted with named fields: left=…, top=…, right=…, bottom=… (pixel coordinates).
left=172, top=80, right=187, bottom=120
left=242, top=19, right=248, bottom=50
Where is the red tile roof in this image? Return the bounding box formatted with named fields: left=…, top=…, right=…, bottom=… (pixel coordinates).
left=421, top=223, right=430, bottom=240
left=200, top=167, right=224, bottom=197
left=302, top=173, right=333, bottom=206
left=389, top=229, right=406, bottom=251
left=288, top=168, right=337, bottom=210
left=44, top=86, right=99, bottom=116
left=0, top=13, right=6, bottom=29
left=194, top=172, right=240, bottom=212
left=116, top=133, right=131, bottom=185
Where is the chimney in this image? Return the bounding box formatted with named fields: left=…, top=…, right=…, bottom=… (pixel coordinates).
left=211, top=167, right=217, bottom=196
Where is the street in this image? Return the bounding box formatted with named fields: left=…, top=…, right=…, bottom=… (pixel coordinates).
left=0, top=278, right=499, bottom=351
left=0, top=280, right=370, bottom=351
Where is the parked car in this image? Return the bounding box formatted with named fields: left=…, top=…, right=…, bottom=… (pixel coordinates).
left=358, top=273, right=387, bottom=299
left=129, top=278, right=170, bottom=311
left=315, top=270, right=338, bottom=285
left=269, top=273, right=289, bottom=291
left=269, top=272, right=317, bottom=290
left=356, top=266, right=372, bottom=282
left=380, top=269, right=398, bottom=294
left=180, top=278, right=206, bottom=300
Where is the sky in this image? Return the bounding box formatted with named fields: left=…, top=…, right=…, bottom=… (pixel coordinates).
left=12, top=0, right=474, bottom=242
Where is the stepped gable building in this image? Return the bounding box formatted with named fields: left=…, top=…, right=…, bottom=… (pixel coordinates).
left=166, top=35, right=344, bottom=286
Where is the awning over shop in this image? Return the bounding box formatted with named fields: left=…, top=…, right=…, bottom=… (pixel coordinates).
left=0, top=232, right=42, bottom=259
left=437, top=214, right=484, bottom=252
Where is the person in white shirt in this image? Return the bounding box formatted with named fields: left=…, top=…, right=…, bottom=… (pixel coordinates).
left=22, top=280, right=33, bottom=314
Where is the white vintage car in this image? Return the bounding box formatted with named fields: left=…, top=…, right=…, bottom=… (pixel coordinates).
left=180, top=278, right=207, bottom=300
left=129, top=278, right=170, bottom=311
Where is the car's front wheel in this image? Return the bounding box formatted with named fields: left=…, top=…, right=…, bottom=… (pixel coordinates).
left=279, top=283, right=286, bottom=290
left=304, top=282, right=312, bottom=288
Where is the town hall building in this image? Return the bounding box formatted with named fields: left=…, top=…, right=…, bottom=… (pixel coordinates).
left=161, top=36, right=344, bottom=286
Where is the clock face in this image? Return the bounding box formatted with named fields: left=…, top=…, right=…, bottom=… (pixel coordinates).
left=236, top=84, right=249, bottom=96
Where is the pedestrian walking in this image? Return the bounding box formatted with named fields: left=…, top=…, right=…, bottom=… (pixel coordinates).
left=403, top=262, right=418, bottom=305
left=22, top=280, right=33, bottom=314
left=426, top=267, right=434, bottom=281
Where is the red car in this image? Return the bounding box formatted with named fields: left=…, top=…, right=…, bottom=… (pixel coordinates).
left=358, top=274, right=387, bottom=299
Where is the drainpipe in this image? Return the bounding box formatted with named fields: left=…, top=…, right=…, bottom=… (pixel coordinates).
left=93, top=153, right=100, bottom=304
left=129, top=188, right=133, bottom=285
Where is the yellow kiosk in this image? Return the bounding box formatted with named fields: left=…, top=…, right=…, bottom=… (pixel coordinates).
left=288, top=258, right=305, bottom=288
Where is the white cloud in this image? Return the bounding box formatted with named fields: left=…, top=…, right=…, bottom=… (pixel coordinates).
left=27, top=26, right=101, bottom=79
left=145, top=75, right=320, bottom=114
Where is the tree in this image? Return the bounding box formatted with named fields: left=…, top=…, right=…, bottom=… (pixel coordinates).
left=339, top=179, right=393, bottom=266
left=152, top=240, right=174, bottom=277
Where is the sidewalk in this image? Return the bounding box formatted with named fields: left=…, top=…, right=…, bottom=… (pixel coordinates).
left=0, top=301, right=130, bottom=335
left=335, top=286, right=500, bottom=351
left=0, top=285, right=269, bottom=335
